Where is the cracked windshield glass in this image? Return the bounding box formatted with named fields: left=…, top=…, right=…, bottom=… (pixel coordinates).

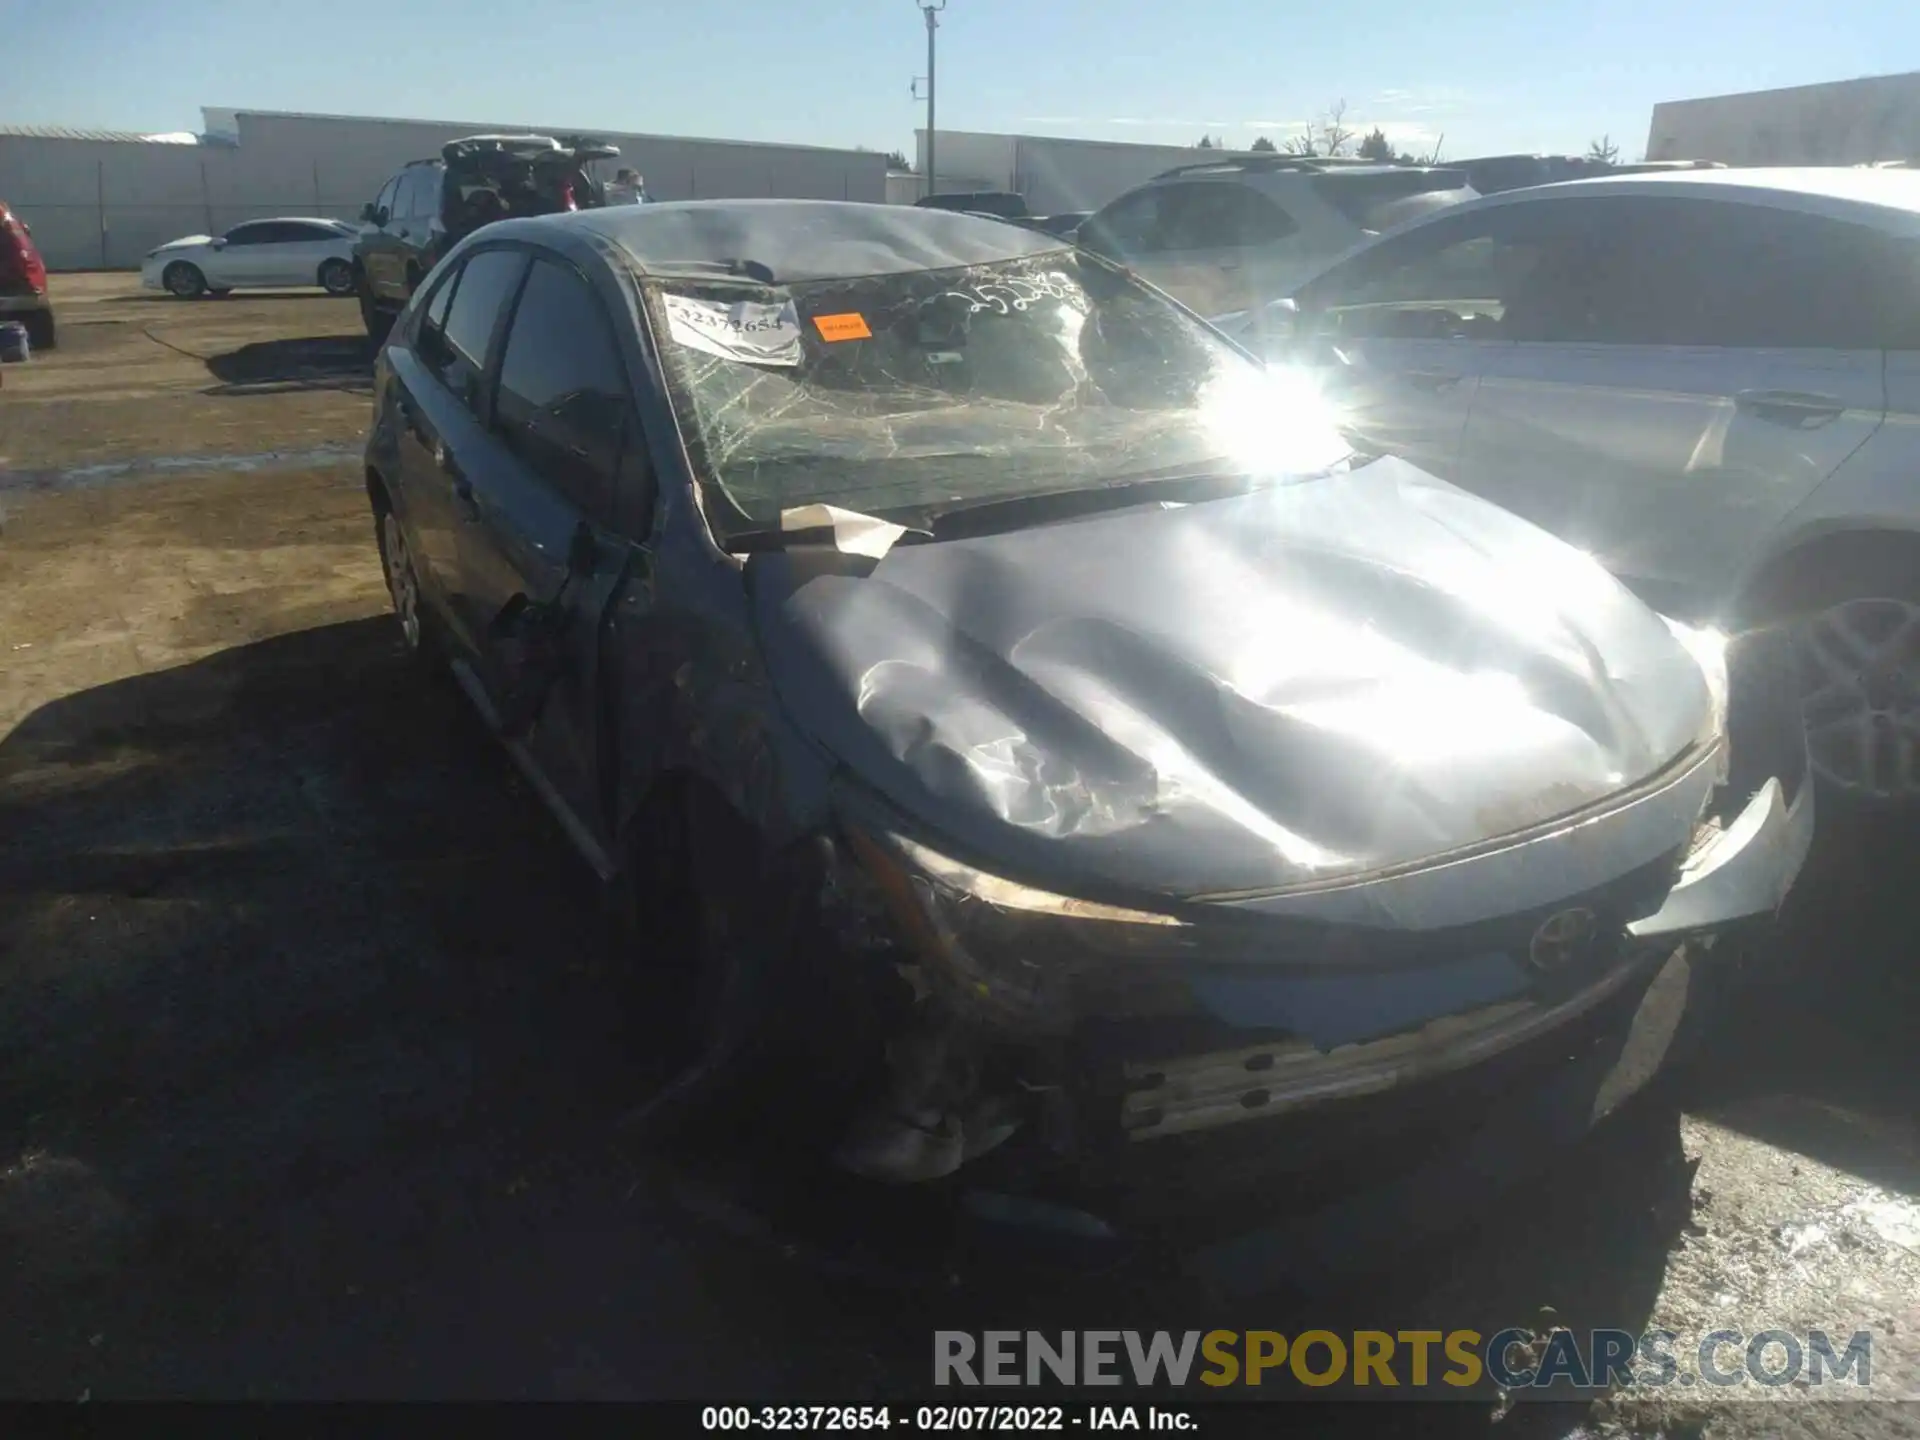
left=651, top=255, right=1350, bottom=539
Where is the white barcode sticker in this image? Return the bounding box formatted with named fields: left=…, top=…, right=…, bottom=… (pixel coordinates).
left=663, top=294, right=803, bottom=366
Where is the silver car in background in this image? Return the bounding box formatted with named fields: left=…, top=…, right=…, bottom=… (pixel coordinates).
left=1219, top=169, right=1920, bottom=811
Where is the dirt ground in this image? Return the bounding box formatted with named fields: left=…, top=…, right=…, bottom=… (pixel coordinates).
left=4, top=273, right=1920, bottom=1432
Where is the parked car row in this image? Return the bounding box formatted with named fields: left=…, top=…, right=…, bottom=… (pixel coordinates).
left=353, top=196, right=1812, bottom=1283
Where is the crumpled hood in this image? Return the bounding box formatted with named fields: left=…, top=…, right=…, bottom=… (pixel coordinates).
left=752, top=457, right=1713, bottom=899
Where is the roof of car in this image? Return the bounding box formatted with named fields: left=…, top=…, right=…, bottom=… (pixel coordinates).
left=1475, top=166, right=1920, bottom=232
left=549, top=199, right=1071, bottom=283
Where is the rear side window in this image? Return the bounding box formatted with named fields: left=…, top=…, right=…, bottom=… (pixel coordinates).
left=428, top=247, right=527, bottom=411
left=493, top=257, right=638, bottom=527
left=1579, top=201, right=1901, bottom=350
left=1165, top=184, right=1297, bottom=249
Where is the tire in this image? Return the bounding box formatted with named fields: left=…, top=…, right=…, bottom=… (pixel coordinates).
left=370, top=492, right=442, bottom=670
left=21, top=309, right=55, bottom=352
left=1747, top=547, right=1920, bottom=814
left=162, top=261, right=206, bottom=298
left=357, top=275, right=393, bottom=345
left=612, top=788, right=857, bottom=1150
left=318, top=258, right=355, bottom=296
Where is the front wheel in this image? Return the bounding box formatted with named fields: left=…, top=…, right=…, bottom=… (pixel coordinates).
left=318, top=258, right=355, bottom=296
left=373, top=500, right=440, bottom=668
left=162, top=261, right=206, bottom=298
left=357, top=275, right=393, bottom=345
left=1752, top=550, right=1920, bottom=813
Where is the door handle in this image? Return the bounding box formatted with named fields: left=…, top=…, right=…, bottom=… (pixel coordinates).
left=1734, top=390, right=1844, bottom=428
left=1405, top=369, right=1463, bottom=392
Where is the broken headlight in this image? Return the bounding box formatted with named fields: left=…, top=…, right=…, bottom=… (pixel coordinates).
left=843, top=823, right=1201, bottom=1034
left=1661, top=616, right=1731, bottom=784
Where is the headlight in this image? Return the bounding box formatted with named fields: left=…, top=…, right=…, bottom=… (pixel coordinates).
left=1662, top=617, right=1731, bottom=774
left=842, top=823, right=1195, bottom=1033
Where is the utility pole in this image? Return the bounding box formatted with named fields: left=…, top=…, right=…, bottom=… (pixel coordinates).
left=912, top=0, right=946, bottom=196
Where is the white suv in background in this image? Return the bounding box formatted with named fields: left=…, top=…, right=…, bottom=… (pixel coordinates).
left=1076, top=156, right=1478, bottom=318
left=1229, top=169, right=1920, bottom=810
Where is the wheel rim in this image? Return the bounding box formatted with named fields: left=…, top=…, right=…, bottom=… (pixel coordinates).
left=1798, top=596, right=1920, bottom=802
left=323, top=264, right=351, bottom=294
left=381, top=512, right=422, bottom=650
left=165, top=266, right=200, bottom=297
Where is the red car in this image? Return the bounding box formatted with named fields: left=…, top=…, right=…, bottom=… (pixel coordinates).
left=0, top=201, right=54, bottom=351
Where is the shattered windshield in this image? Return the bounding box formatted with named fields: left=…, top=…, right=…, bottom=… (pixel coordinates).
left=644, top=252, right=1351, bottom=543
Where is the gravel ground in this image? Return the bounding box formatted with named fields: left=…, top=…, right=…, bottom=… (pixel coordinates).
left=2, top=275, right=1918, bottom=1434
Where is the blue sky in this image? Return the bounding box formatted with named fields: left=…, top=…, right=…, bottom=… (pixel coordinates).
left=8, top=0, right=1915, bottom=161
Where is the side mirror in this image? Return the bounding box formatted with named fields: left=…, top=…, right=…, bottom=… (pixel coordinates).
left=1241, top=297, right=1301, bottom=361
left=360, top=202, right=376, bottom=223
left=209, top=236, right=228, bottom=250
left=374, top=206, right=390, bottom=228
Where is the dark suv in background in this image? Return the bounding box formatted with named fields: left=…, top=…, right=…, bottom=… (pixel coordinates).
left=353, top=133, right=618, bottom=342
left=1076, top=156, right=1476, bottom=317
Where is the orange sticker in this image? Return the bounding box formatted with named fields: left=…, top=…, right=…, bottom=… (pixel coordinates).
left=813, top=312, right=872, bottom=342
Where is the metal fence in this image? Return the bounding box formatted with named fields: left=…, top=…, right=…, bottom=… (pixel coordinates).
left=3, top=125, right=890, bottom=270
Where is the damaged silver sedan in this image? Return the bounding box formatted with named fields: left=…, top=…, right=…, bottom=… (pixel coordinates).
left=363, top=199, right=1813, bottom=1288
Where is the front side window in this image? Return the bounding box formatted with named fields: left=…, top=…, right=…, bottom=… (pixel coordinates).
left=223, top=223, right=270, bottom=246
left=1082, top=186, right=1172, bottom=255
left=494, top=258, right=635, bottom=526
left=374, top=177, right=400, bottom=223
left=1300, top=203, right=1608, bottom=343
left=647, top=251, right=1351, bottom=545
left=427, top=247, right=527, bottom=411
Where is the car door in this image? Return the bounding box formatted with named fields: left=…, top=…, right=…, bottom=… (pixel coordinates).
left=453, top=251, right=650, bottom=859
left=206, top=221, right=276, bottom=286
left=1459, top=197, right=1892, bottom=616
left=261, top=220, right=335, bottom=286
left=389, top=245, right=530, bottom=648
left=1287, top=205, right=1536, bottom=480
left=362, top=176, right=404, bottom=295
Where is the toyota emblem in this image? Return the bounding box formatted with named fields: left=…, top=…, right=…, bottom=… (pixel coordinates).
left=1528, top=906, right=1598, bottom=973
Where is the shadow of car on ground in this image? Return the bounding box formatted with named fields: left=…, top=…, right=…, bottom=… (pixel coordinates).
left=0, top=617, right=1910, bottom=1421
left=201, top=335, right=373, bottom=397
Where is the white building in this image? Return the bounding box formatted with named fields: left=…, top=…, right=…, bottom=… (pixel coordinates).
left=1648, top=71, right=1920, bottom=167
left=914, top=129, right=1214, bottom=214
left=0, top=107, right=889, bottom=270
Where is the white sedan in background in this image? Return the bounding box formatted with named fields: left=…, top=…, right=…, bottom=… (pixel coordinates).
left=140, top=217, right=362, bottom=298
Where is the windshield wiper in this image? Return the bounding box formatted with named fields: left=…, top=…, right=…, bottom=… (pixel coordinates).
left=924, top=467, right=1263, bottom=539
left=723, top=520, right=934, bottom=553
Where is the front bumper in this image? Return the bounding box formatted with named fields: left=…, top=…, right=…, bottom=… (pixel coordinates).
left=1627, top=774, right=1813, bottom=940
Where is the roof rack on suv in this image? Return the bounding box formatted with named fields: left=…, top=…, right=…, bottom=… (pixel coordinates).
left=1148, top=154, right=1414, bottom=181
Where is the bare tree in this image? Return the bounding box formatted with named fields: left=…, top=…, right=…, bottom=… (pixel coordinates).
left=1418, top=132, right=1446, bottom=165
left=1321, top=99, right=1355, bottom=158
left=1281, top=100, right=1359, bottom=160
left=1586, top=134, right=1621, bottom=165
